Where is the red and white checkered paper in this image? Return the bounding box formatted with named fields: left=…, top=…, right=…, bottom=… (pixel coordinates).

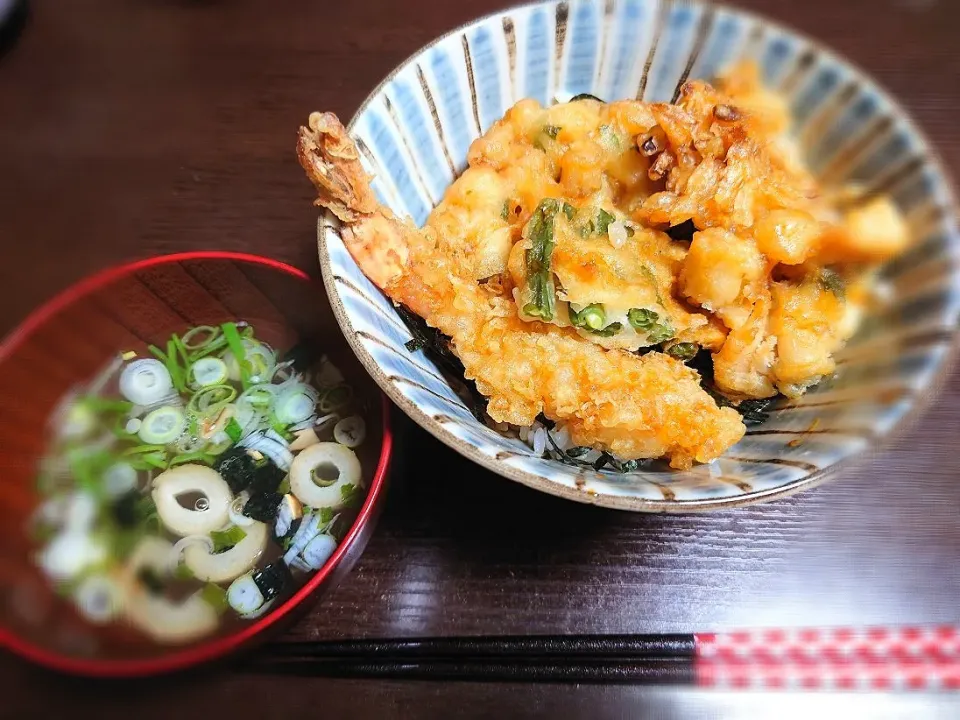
left=695, top=627, right=960, bottom=691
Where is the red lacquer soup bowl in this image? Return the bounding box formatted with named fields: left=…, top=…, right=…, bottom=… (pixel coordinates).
left=0, top=252, right=392, bottom=677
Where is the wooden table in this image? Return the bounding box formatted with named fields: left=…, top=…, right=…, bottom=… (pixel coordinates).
left=1, top=0, right=958, bottom=716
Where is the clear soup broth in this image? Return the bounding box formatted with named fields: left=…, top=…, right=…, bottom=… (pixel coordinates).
left=18, top=318, right=379, bottom=656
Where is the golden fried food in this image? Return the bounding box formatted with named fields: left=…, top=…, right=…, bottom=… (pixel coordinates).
left=296, top=62, right=909, bottom=469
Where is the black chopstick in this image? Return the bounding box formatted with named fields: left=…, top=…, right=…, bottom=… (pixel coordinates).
left=252, top=628, right=960, bottom=689
left=263, top=633, right=695, bottom=661
left=250, top=657, right=694, bottom=684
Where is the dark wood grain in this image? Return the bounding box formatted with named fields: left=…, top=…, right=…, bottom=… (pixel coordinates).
left=1, top=0, right=959, bottom=717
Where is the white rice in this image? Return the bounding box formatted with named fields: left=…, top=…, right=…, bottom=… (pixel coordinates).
left=515, top=419, right=644, bottom=471
left=520, top=420, right=586, bottom=459
left=531, top=426, right=547, bottom=456
left=551, top=425, right=572, bottom=451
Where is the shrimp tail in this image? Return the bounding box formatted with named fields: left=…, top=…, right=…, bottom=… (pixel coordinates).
left=296, top=112, right=378, bottom=222
left=297, top=112, right=411, bottom=290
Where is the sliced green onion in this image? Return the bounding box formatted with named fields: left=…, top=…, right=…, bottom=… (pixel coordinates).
left=627, top=308, right=659, bottom=331
left=224, top=417, right=243, bottom=443
left=590, top=322, right=623, bottom=337
left=221, top=322, right=249, bottom=388
left=129, top=452, right=167, bottom=471
left=210, top=526, right=247, bottom=553
left=269, top=421, right=296, bottom=443
left=646, top=321, right=674, bottom=344
left=246, top=351, right=272, bottom=383
left=232, top=401, right=260, bottom=438
left=167, top=451, right=216, bottom=468
left=627, top=307, right=673, bottom=343
left=578, top=304, right=606, bottom=330
left=191, top=357, right=228, bottom=387
left=121, top=444, right=168, bottom=456
left=275, top=385, right=318, bottom=425
left=237, top=384, right=278, bottom=411
left=223, top=339, right=277, bottom=384
left=569, top=304, right=621, bottom=336
left=165, top=338, right=184, bottom=392
left=181, top=325, right=220, bottom=350
left=199, top=583, right=229, bottom=615
left=172, top=332, right=190, bottom=367
left=148, top=344, right=168, bottom=364
left=81, top=397, right=134, bottom=413
left=188, top=384, right=237, bottom=416
left=190, top=336, right=229, bottom=360
left=119, top=359, right=175, bottom=405
left=137, top=406, right=186, bottom=445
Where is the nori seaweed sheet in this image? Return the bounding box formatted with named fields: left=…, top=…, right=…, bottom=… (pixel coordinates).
left=396, top=305, right=489, bottom=422
left=253, top=561, right=291, bottom=601
left=687, top=349, right=779, bottom=426
left=242, top=491, right=282, bottom=523
left=215, top=448, right=285, bottom=495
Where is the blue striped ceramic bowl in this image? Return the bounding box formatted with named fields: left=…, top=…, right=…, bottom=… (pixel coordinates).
left=317, top=0, right=960, bottom=511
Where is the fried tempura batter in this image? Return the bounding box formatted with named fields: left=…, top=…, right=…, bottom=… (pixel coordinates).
left=296, top=62, right=908, bottom=469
